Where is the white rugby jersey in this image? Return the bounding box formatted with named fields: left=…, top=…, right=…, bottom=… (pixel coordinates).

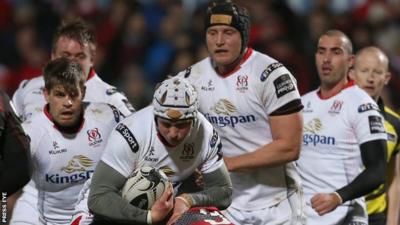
left=176, top=48, right=302, bottom=210
left=12, top=70, right=134, bottom=121
left=23, top=102, right=119, bottom=224
left=297, top=82, right=386, bottom=221
left=70, top=178, right=93, bottom=225
left=101, top=106, right=224, bottom=190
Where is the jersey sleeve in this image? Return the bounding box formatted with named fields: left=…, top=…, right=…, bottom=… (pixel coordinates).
left=200, top=129, right=224, bottom=174
left=22, top=121, right=41, bottom=157
left=386, top=109, right=400, bottom=156
left=352, top=101, right=387, bottom=144
left=260, top=62, right=302, bottom=115
left=107, top=92, right=135, bottom=117
left=103, top=103, right=123, bottom=125
left=12, top=79, right=30, bottom=118
left=100, top=122, right=140, bottom=177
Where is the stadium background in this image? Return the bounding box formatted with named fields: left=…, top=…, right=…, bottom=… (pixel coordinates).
left=0, top=0, right=399, bottom=111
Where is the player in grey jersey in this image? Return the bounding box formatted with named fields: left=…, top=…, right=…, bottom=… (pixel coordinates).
left=88, top=77, right=232, bottom=225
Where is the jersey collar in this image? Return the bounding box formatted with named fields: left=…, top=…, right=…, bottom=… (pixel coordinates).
left=214, top=47, right=253, bottom=78
left=377, top=97, right=387, bottom=119
left=87, top=68, right=96, bottom=81
left=317, top=79, right=355, bottom=100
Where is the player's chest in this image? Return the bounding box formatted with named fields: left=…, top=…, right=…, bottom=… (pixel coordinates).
left=36, top=123, right=109, bottom=167
left=196, top=71, right=253, bottom=94
left=302, top=98, right=350, bottom=134
left=139, top=140, right=204, bottom=180
left=194, top=75, right=261, bottom=116
left=34, top=135, right=102, bottom=188
left=302, top=97, right=347, bottom=119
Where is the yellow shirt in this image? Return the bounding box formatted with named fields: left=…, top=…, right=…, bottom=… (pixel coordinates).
left=366, top=102, right=400, bottom=215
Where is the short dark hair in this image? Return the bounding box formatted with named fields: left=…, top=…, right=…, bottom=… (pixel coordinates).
left=52, top=18, right=96, bottom=54
left=322, top=29, right=353, bottom=54
left=43, top=57, right=85, bottom=95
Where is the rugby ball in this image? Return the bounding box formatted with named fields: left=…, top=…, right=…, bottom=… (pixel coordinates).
left=121, top=166, right=169, bottom=209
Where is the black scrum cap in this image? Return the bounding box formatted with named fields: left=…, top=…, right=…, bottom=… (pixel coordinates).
left=204, top=0, right=251, bottom=53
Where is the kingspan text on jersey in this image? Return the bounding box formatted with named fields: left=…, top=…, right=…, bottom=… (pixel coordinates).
left=303, top=133, right=336, bottom=146
left=204, top=113, right=256, bottom=128
left=45, top=170, right=94, bottom=184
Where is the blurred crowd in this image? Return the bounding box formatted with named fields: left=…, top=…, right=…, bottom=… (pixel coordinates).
left=0, top=0, right=399, bottom=111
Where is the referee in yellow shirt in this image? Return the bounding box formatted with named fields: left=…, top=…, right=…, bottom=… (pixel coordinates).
left=351, top=46, right=400, bottom=225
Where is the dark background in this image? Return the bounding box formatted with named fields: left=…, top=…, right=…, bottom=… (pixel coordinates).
left=0, top=0, right=399, bottom=111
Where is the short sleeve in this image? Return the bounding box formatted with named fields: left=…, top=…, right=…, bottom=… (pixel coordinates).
left=200, top=129, right=224, bottom=174
left=12, top=81, right=27, bottom=118
left=353, top=102, right=387, bottom=144
left=260, top=63, right=301, bottom=115
left=100, top=122, right=140, bottom=177
left=107, top=93, right=135, bottom=117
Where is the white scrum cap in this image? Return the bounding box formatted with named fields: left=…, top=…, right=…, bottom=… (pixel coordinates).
left=153, top=77, right=198, bottom=121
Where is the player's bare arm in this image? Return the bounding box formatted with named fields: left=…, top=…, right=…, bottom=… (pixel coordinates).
left=224, top=111, right=302, bottom=172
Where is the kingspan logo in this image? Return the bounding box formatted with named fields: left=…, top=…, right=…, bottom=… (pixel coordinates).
left=303, top=118, right=336, bottom=146
left=45, top=155, right=94, bottom=184
left=204, top=99, right=256, bottom=128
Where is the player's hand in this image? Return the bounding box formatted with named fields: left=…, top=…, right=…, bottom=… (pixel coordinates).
left=166, top=195, right=191, bottom=225
left=150, top=183, right=174, bottom=223
left=311, top=192, right=342, bottom=216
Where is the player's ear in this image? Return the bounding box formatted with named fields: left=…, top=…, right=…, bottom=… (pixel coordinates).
left=348, top=67, right=355, bottom=80
left=384, top=71, right=391, bottom=85
left=348, top=54, right=355, bottom=68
